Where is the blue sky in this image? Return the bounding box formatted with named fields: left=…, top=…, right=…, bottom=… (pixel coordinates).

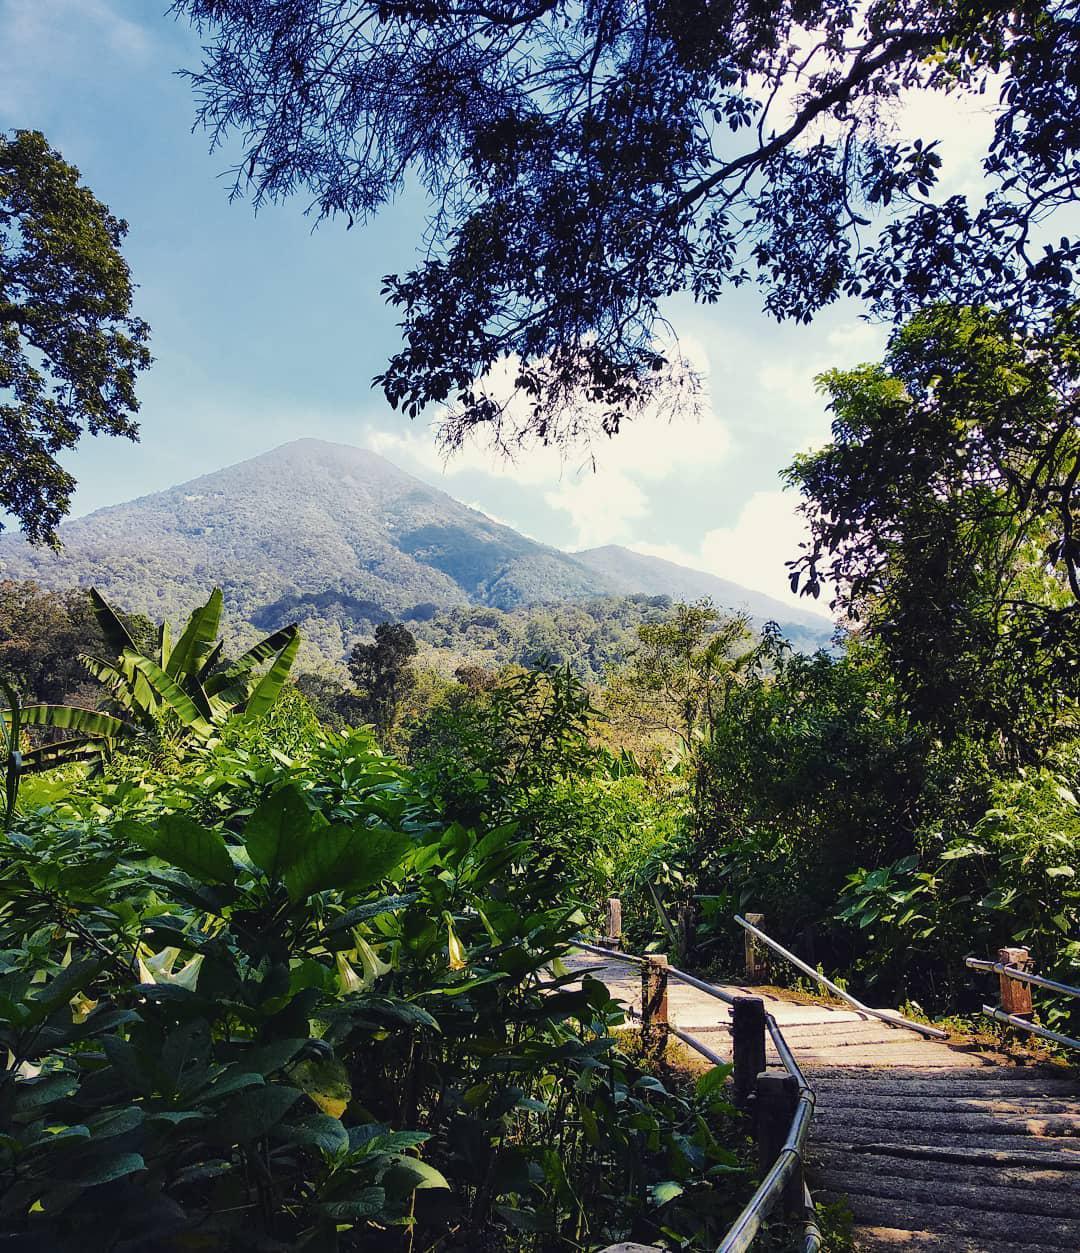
left=0, top=1, right=996, bottom=609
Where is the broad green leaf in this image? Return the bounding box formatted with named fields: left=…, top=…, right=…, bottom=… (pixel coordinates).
left=283, top=825, right=411, bottom=903
left=212, top=1084, right=302, bottom=1144
left=245, top=628, right=300, bottom=718
left=317, top=1190, right=385, bottom=1220
left=288, top=1055, right=352, bottom=1119
left=120, top=814, right=235, bottom=885
left=695, top=1064, right=733, bottom=1099
left=385, top=1157, right=450, bottom=1191
left=649, top=1180, right=684, bottom=1206
left=21, top=739, right=107, bottom=772
left=277, top=1112, right=349, bottom=1155
left=66, top=1151, right=145, bottom=1186
left=244, top=784, right=312, bottom=882
left=120, top=652, right=214, bottom=737
left=17, top=705, right=128, bottom=739
left=88, top=587, right=138, bottom=654
left=327, top=893, right=419, bottom=932
left=167, top=588, right=224, bottom=679
left=204, top=626, right=300, bottom=694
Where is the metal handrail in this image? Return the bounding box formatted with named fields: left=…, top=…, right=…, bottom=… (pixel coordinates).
left=574, top=938, right=739, bottom=1005
left=981, top=1005, right=1080, bottom=1051
left=573, top=938, right=648, bottom=965
left=576, top=933, right=819, bottom=1251
left=966, top=956, right=1080, bottom=1001
left=717, top=1086, right=816, bottom=1253
left=735, top=914, right=948, bottom=1040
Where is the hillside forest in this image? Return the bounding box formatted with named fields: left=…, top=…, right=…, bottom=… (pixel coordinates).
left=4, top=2, right=1080, bottom=1251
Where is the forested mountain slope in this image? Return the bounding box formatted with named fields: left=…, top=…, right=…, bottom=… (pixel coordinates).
left=0, top=439, right=832, bottom=658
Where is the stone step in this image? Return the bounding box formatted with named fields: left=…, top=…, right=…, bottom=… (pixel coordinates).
left=812, top=1145, right=1080, bottom=1194
left=816, top=1189, right=1080, bottom=1249
left=813, top=1105, right=1080, bottom=1138
left=852, top=1225, right=1056, bottom=1252
left=814, top=1163, right=1080, bottom=1219
left=812, top=1124, right=1080, bottom=1156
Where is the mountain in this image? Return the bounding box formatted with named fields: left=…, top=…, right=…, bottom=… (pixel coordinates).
left=0, top=439, right=833, bottom=658
left=574, top=545, right=832, bottom=651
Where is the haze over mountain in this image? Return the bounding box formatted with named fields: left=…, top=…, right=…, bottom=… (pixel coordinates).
left=0, top=439, right=833, bottom=658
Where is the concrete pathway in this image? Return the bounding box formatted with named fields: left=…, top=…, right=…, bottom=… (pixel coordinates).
left=571, top=952, right=1080, bottom=1251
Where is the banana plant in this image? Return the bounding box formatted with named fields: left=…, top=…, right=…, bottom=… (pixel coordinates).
left=82, top=587, right=300, bottom=742
left=1, top=677, right=129, bottom=827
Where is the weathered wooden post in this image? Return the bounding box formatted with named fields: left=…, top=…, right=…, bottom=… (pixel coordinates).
left=641, top=954, right=669, bottom=1058
left=606, top=897, right=622, bottom=950
left=998, top=946, right=1033, bottom=1018
left=731, top=996, right=767, bottom=1107
left=755, top=1070, right=802, bottom=1216
left=744, top=912, right=767, bottom=983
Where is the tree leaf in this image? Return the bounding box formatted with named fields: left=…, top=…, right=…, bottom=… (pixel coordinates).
left=120, top=814, right=235, bottom=885
left=167, top=588, right=224, bottom=679
left=283, top=825, right=411, bottom=903
left=243, top=784, right=312, bottom=882
left=288, top=1056, right=351, bottom=1119
left=66, top=1151, right=145, bottom=1186
left=212, top=1085, right=302, bottom=1144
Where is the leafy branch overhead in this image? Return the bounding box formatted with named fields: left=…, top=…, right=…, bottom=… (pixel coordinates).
left=175, top=1, right=1079, bottom=449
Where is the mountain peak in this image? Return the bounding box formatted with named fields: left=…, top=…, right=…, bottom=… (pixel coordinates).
left=0, top=442, right=834, bottom=657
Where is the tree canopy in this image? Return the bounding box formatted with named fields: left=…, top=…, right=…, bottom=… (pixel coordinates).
left=0, top=130, right=151, bottom=546
left=174, top=1, right=1078, bottom=451
left=787, top=304, right=1080, bottom=758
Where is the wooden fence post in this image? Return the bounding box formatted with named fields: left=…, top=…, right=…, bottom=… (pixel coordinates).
left=998, top=946, right=1033, bottom=1018
left=754, top=1070, right=802, bottom=1216
left=744, top=912, right=767, bottom=983
left=606, top=897, right=622, bottom=950
left=641, top=954, right=669, bottom=1058
left=731, top=996, right=767, bottom=1107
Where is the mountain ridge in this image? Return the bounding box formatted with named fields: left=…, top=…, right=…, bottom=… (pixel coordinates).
left=0, top=438, right=833, bottom=657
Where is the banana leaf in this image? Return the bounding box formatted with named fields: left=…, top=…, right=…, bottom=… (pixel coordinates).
left=196, top=640, right=225, bottom=683
left=22, top=738, right=109, bottom=771
left=159, top=618, right=172, bottom=671
left=245, top=630, right=301, bottom=719
left=120, top=652, right=214, bottom=739
left=80, top=656, right=154, bottom=729
left=204, top=626, right=299, bottom=695
left=1, top=676, right=20, bottom=826
left=12, top=705, right=130, bottom=739
left=0, top=676, right=18, bottom=757
left=166, top=588, right=224, bottom=680
left=89, top=588, right=138, bottom=655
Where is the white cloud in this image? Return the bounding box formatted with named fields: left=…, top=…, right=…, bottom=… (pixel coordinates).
left=631, top=489, right=830, bottom=608
left=366, top=338, right=733, bottom=544
left=545, top=468, right=650, bottom=548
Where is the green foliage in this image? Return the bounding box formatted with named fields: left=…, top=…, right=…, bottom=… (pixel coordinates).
left=0, top=703, right=749, bottom=1249
left=83, top=586, right=300, bottom=743
left=788, top=305, right=1080, bottom=762
left=0, top=129, right=151, bottom=545
left=347, top=621, right=418, bottom=741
